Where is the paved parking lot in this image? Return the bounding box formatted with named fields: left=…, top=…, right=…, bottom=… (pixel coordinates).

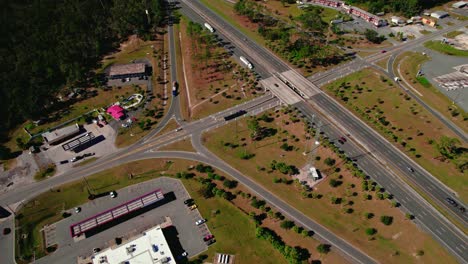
left=40, top=123, right=117, bottom=175
left=36, top=177, right=209, bottom=264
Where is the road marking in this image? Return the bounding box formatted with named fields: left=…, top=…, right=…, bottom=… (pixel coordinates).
left=436, top=229, right=443, bottom=235
left=455, top=246, right=463, bottom=253
left=421, top=211, right=428, bottom=216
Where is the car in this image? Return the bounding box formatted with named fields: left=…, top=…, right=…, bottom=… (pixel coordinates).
left=110, top=191, right=117, bottom=198
left=184, top=198, right=194, bottom=205
left=70, top=157, right=77, bottom=163
left=381, top=50, right=387, bottom=53
left=121, top=123, right=129, bottom=128
left=175, top=127, right=183, bottom=132
left=181, top=251, right=188, bottom=257
left=446, top=198, right=456, bottom=206
left=338, top=139, right=344, bottom=144
left=60, top=160, right=69, bottom=164
left=97, top=123, right=104, bottom=128
left=340, top=136, right=347, bottom=142
left=203, top=234, right=214, bottom=241
left=75, top=207, right=81, bottom=213
left=459, top=207, right=465, bottom=213
left=3, top=228, right=11, bottom=235
left=189, top=204, right=198, bottom=210
left=205, top=238, right=216, bottom=246
left=195, top=219, right=206, bottom=226
left=93, top=248, right=100, bottom=253
left=407, top=167, right=414, bottom=173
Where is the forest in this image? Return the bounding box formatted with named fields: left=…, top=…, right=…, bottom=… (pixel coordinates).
left=0, top=0, right=165, bottom=142
left=344, top=0, right=451, bottom=17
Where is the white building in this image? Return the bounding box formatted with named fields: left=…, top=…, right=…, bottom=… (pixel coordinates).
left=452, top=1, right=467, bottom=9
left=92, top=225, right=176, bottom=264
left=431, top=11, right=449, bottom=19
left=391, top=16, right=405, bottom=25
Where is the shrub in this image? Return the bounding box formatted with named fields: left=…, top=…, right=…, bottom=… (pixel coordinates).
left=316, top=244, right=331, bottom=254
left=364, top=212, right=374, bottom=219
left=380, top=215, right=393, bottom=225
left=280, top=220, right=295, bottom=230
left=324, top=157, right=336, bottom=166
left=365, top=228, right=377, bottom=236
left=405, top=213, right=414, bottom=220
left=223, top=180, right=238, bottom=189
left=329, top=179, right=342, bottom=187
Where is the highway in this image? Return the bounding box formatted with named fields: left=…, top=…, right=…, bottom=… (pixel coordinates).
left=179, top=0, right=468, bottom=262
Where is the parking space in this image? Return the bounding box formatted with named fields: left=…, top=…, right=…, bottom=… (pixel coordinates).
left=37, top=177, right=208, bottom=264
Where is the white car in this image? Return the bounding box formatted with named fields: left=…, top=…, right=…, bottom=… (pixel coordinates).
left=195, top=219, right=206, bottom=226
left=75, top=207, right=81, bottom=213
left=110, top=191, right=117, bottom=198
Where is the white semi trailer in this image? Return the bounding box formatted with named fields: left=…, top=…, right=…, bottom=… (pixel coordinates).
left=204, top=23, right=214, bottom=33
left=240, top=56, right=253, bottom=69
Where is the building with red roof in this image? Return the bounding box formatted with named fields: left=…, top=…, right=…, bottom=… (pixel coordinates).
left=106, top=105, right=125, bottom=120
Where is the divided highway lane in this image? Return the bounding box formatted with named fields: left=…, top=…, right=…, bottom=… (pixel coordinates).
left=294, top=101, right=468, bottom=262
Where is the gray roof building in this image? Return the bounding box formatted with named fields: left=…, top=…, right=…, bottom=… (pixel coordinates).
left=108, top=63, right=146, bottom=79
left=42, top=123, right=80, bottom=145
left=431, top=11, right=449, bottom=19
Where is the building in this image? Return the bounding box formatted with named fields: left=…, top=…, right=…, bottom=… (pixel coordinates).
left=452, top=1, right=467, bottom=9
left=422, top=18, right=437, bottom=27
left=109, top=63, right=147, bottom=80
left=107, top=105, right=125, bottom=120
left=92, top=225, right=176, bottom=264
left=431, top=11, right=449, bottom=19
left=42, top=123, right=80, bottom=145
left=391, top=16, right=405, bottom=24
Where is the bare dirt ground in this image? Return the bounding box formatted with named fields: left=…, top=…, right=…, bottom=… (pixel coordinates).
left=0, top=152, right=38, bottom=194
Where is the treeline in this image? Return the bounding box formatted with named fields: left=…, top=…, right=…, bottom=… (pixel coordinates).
left=256, top=227, right=310, bottom=264
left=0, top=0, right=165, bottom=138
left=345, top=0, right=451, bottom=17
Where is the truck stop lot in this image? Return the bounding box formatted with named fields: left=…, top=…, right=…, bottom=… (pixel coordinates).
left=36, top=177, right=209, bottom=264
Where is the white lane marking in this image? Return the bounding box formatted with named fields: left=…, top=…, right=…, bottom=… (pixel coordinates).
left=421, top=211, right=428, bottom=216
left=436, top=229, right=443, bottom=235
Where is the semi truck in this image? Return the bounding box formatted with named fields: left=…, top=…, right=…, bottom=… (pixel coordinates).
left=204, top=23, right=214, bottom=33
left=239, top=56, right=253, bottom=69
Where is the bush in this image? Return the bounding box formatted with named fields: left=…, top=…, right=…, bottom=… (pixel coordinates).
left=364, top=212, right=374, bottom=219
left=405, top=213, right=414, bottom=220
left=365, top=228, right=377, bottom=236
left=324, top=157, right=336, bottom=166
left=223, top=180, right=238, bottom=189
left=251, top=198, right=266, bottom=209
left=280, top=220, right=295, bottom=230
left=380, top=215, right=393, bottom=225
left=329, top=179, right=342, bottom=187
left=316, top=244, right=331, bottom=254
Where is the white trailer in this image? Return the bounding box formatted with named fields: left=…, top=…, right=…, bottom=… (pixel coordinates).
left=204, top=23, right=214, bottom=33
left=240, top=56, right=253, bottom=69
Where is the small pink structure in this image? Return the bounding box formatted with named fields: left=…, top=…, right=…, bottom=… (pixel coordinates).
left=106, top=105, right=125, bottom=120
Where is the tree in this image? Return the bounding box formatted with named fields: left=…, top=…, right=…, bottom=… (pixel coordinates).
left=380, top=215, right=393, bottom=225
left=324, top=157, right=336, bottom=166
left=365, top=228, right=377, bottom=236
left=247, top=117, right=261, bottom=139
left=316, top=244, right=331, bottom=254
left=329, top=179, right=342, bottom=187
left=364, top=212, right=374, bottom=219
left=223, top=180, right=238, bottom=189
left=364, top=29, right=386, bottom=44
left=434, top=136, right=462, bottom=160
left=280, top=220, right=295, bottom=229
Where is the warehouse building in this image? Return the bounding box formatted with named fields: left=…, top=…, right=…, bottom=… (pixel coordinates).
left=108, top=63, right=147, bottom=80
left=452, top=1, right=467, bottom=9
left=42, top=123, right=80, bottom=145
left=431, top=11, right=449, bottom=19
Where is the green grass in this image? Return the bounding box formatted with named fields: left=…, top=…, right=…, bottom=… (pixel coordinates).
left=199, top=0, right=266, bottom=45
left=419, top=30, right=431, bottom=35
left=15, top=159, right=286, bottom=263
left=416, top=76, right=431, bottom=88
left=444, top=31, right=463, bottom=38
left=424, top=40, right=468, bottom=57
left=33, top=164, right=56, bottom=181
left=73, top=157, right=98, bottom=167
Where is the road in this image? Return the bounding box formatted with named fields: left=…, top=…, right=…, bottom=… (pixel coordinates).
left=179, top=0, right=468, bottom=262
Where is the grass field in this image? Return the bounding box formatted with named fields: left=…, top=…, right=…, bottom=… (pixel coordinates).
left=397, top=51, right=467, bottom=132
left=203, top=108, right=457, bottom=263
left=444, top=31, right=463, bottom=38
left=325, top=69, right=468, bottom=202
left=157, top=138, right=196, bottom=152
left=424, top=40, right=468, bottom=57
left=179, top=16, right=258, bottom=120
left=375, top=57, right=389, bottom=70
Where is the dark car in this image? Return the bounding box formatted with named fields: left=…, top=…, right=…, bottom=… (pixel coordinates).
left=59, top=160, right=69, bottom=164
left=203, top=234, right=214, bottom=241
left=184, top=199, right=194, bottom=205
left=338, top=139, right=344, bottom=144
left=407, top=167, right=414, bottom=173
left=459, top=207, right=465, bottom=213
left=340, top=136, right=347, bottom=142
left=93, top=247, right=100, bottom=253
left=3, top=228, right=11, bottom=235
left=446, top=198, right=457, bottom=206
left=205, top=238, right=216, bottom=246
left=381, top=50, right=387, bottom=53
